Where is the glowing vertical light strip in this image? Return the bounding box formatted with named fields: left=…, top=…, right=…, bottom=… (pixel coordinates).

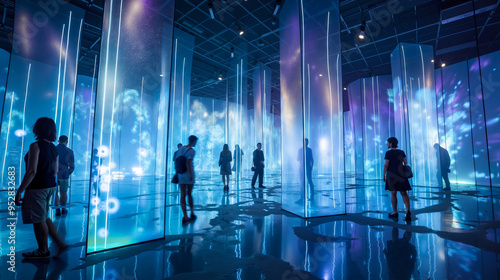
left=55, top=24, right=66, bottom=121
left=85, top=55, right=97, bottom=180
left=240, top=60, right=243, bottom=166
left=376, top=76, right=381, bottom=177
left=169, top=39, right=178, bottom=177
left=363, top=79, right=367, bottom=178
left=1, top=92, right=15, bottom=196
left=326, top=11, right=335, bottom=206
left=59, top=11, right=73, bottom=138
left=19, top=64, right=31, bottom=185
left=372, top=77, right=376, bottom=178
left=306, top=64, right=310, bottom=202
left=419, top=46, right=431, bottom=185
left=104, top=0, right=124, bottom=249
left=181, top=57, right=186, bottom=141
left=68, top=19, right=84, bottom=138
left=139, top=77, right=144, bottom=170
left=300, top=0, right=307, bottom=214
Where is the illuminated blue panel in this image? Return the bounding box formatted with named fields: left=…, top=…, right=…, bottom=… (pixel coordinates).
left=72, top=72, right=97, bottom=181
left=166, top=28, right=194, bottom=182
left=480, top=52, right=500, bottom=186
left=253, top=62, right=274, bottom=178
left=348, top=76, right=394, bottom=180
left=280, top=0, right=344, bottom=218
left=468, top=57, right=491, bottom=186
left=189, top=97, right=226, bottom=175
left=0, top=0, right=84, bottom=189
left=391, top=43, right=439, bottom=187
left=228, top=43, right=249, bottom=179
left=0, top=49, right=9, bottom=123
left=87, top=0, right=174, bottom=253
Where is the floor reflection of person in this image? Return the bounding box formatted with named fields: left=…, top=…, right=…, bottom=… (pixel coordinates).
left=232, top=144, right=244, bottom=180
left=384, top=227, right=417, bottom=280
left=434, top=143, right=451, bottom=191
left=14, top=117, right=68, bottom=259
left=169, top=238, right=193, bottom=275
left=297, top=138, right=315, bottom=201
left=219, top=144, right=232, bottom=191
left=251, top=143, right=265, bottom=189
left=175, top=135, right=198, bottom=224
left=383, top=137, right=412, bottom=221
left=55, top=135, right=75, bottom=216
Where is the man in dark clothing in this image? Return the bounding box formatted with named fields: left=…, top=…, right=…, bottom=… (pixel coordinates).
left=434, top=143, right=451, bottom=191
left=55, top=135, right=75, bottom=216
left=251, top=143, right=265, bottom=189
left=297, top=138, right=315, bottom=200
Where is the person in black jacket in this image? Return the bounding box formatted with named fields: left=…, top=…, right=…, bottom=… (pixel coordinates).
left=251, top=143, right=265, bottom=189
left=55, top=135, right=75, bottom=216
left=434, top=143, right=451, bottom=191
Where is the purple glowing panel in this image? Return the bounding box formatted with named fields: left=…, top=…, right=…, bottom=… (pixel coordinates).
left=480, top=52, right=500, bottom=186
left=468, top=57, right=491, bottom=186
left=347, top=80, right=363, bottom=180
left=281, top=0, right=344, bottom=218
left=88, top=0, right=174, bottom=253
left=391, top=43, right=439, bottom=187
left=344, top=111, right=355, bottom=177
left=0, top=0, right=84, bottom=188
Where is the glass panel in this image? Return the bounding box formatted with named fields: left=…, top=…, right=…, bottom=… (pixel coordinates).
left=391, top=43, right=439, bottom=187
left=87, top=0, right=174, bottom=253
left=0, top=48, right=9, bottom=126
left=0, top=0, right=84, bottom=188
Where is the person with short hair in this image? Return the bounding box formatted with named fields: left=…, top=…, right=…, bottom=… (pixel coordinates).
left=14, top=117, right=68, bottom=259
left=174, top=135, right=198, bottom=224
left=383, top=137, right=412, bottom=221
left=173, top=143, right=183, bottom=162
left=251, top=143, right=265, bottom=189
left=433, top=143, right=451, bottom=191
left=55, top=135, right=75, bottom=216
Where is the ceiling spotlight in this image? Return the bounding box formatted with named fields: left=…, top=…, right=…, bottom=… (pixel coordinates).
left=208, top=2, right=215, bottom=20
left=343, top=87, right=347, bottom=90
left=273, top=0, right=282, bottom=16
left=319, top=74, right=323, bottom=77
left=431, top=59, right=434, bottom=63
left=230, top=46, right=234, bottom=58
left=440, top=58, right=445, bottom=67
left=237, top=25, right=244, bottom=35
left=358, top=21, right=366, bottom=40
left=257, top=39, right=264, bottom=47
left=160, top=74, right=164, bottom=77
left=218, top=71, right=223, bottom=81
left=88, top=0, right=93, bottom=7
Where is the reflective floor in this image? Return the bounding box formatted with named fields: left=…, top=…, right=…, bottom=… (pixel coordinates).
left=1, top=173, right=500, bottom=280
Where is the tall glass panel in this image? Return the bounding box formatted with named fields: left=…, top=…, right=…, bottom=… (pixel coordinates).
left=72, top=67, right=97, bottom=181
left=391, top=43, right=439, bottom=187
left=347, top=80, right=363, bottom=180
left=348, top=76, right=394, bottom=180
left=0, top=0, right=84, bottom=188
left=87, top=0, right=174, bottom=253
left=343, top=111, right=355, bottom=178
left=228, top=43, right=249, bottom=182
left=281, top=0, right=344, bottom=218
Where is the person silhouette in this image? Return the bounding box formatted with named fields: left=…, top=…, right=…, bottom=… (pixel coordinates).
left=433, top=143, right=451, bottom=191
left=384, top=227, right=417, bottom=280
left=251, top=143, right=265, bottom=189
left=297, top=138, right=315, bottom=201
left=232, top=144, right=244, bottom=181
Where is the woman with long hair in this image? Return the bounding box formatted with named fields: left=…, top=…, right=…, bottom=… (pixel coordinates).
left=219, top=144, right=232, bottom=191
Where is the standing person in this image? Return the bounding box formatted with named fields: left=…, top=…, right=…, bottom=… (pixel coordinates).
left=383, top=137, right=412, bottom=221
left=173, top=143, right=182, bottom=162
left=174, top=135, right=198, bottom=224
left=297, top=138, right=315, bottom=201
left=14, top=117, right=68, bottom=259
left=232, top=144, right=244, bottom=180
left=434, top=143, right=451, bottom=191
left=55, top=135, right=75, bottom=216
left=219, top=144, right=232, bottom=191
left=251, top=143, right=265, bottom=189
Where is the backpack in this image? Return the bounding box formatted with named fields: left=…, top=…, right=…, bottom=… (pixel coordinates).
left=174, top=148, right=192, bottom=174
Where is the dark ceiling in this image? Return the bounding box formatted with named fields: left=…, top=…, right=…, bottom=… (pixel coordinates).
left=0, top=0, right=499, bottom=113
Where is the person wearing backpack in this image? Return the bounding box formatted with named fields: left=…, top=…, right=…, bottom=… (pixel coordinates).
left=174, top=135, right=198, bottom=224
